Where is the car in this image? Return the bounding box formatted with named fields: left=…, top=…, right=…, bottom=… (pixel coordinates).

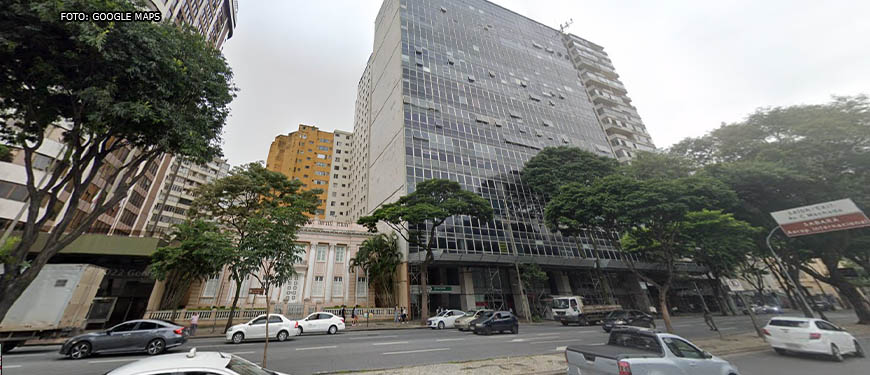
left=602, top=309, right=656, bottom=332
left=471, top=311, right=518, bottom=335
left=105, top=348, right=288, bottom=375
left=59, top=319, right=188, bottom=359
left=427, top=309, right=466, bottom=329
left=225, top=314, right=301, bottom=344
left=744, top=304, right=783, bottom=315
left=297, top=311, right=345, bottom=335
left=763, top=316, right=865, bottom=361
left=812, top=300, right=835, bottom=311
left=455, top=309, right=493, bottom=331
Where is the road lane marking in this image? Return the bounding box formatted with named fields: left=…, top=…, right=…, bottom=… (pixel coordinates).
left=510, top=338, right=526, bottom=342
left=535, top=333, right=561, bottom=336
left=348, top=335, right=398, bottom=340
left=296, top=345, right=337, bottom=351
left=556, top=346, right=567, bottom=351
left=382, top=347, right=450, bottom=355
left=88, top=358, right=138, bottom=364
left=530, top=339, right=585, bottom=345
left=2, top=365, right=22, bottom=369
left=372, top=341, right=409, bottom=346
left=436, top=338, right=464, bottom=342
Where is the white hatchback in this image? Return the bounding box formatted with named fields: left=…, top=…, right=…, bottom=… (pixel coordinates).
left=763, top=317, right=865, bottom=361
left=106, top=348, right=288, bottom=375
left=298, top=312, right=346, bottom=335
left=226, top=314, right=300, bottom=344
left=427, top=309, right=466, bottom=329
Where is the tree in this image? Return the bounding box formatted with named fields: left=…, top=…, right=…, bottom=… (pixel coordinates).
left=349, top=233, right=402, bottom=307
left=0, top=0, right=235, bottom=322
left=0, top=144, right=11, bottom=162
left=358, top=179, right=493, bottom=322
left=546, top=174, right=736, bottom=332
left=149, top=220, right=233, bottom=315
left=521, top=146, right=619, bottom=199
left=237, top=206, right=309, bottom=367
left=518, top=263, right=550, bottom=319
left=189, top=162, right=320, bottom=333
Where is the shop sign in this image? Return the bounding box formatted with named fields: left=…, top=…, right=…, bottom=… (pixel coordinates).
left=770, top=198, right=870, bottom=237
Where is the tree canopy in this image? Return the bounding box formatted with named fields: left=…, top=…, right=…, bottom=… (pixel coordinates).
left=521, top=146, right=619, bottom=198
left=350, top=233, right=402, bottom=307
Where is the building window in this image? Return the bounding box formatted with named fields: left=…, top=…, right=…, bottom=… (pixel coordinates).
left=315, top=244, right=328, bottom=262
left=313, top=276, right=324, bottom=296
left=318, top=146, right=329, bottom=151
left=332, top=276, right=343, bottom=297
left=201, top=275, right=219, bottom=297
left=335, top=246, right=346, bottom=263
left=284, top=274, right=300, bottom=303
left=356, top=276, right=367, bottom=297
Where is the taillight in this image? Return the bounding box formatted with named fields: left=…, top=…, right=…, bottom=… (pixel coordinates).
left=174, top=328, right=184, bottom=335
left=341, top=318, right=345, bottom=323
left=762, top=328, right=771, bottom=336
left=294, top=321, right=299, bottom=328
left=618, top=360, right=632, bottom=375
left=809, top=332, right=821, bottom=340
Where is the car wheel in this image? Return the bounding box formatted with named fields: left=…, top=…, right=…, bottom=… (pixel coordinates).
left=328, top=325, right=338, bottom=335
left=511, top=325, right=518, bottom=334
left=277, top=330, right=289, bottom=342
left=774, top=348, right=788, bottom=355
left=831, top=344, right=843, bottom=362
left=232, top=332, right=245, bottom=344
left=438, top=321, right=445, bottom=330
left=146, top=338, right=166, bottom=355
left=297, top=327, right=303, bottom=336
left=69, top=341, right=92, bottom=359
left=855, top=340, right=866, bottom=358
left=561, top=321, right=569, bottom=326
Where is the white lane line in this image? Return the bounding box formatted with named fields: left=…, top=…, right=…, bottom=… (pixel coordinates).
left=2, top=365, right=22, bottom=369
left=372, top=341, right=409, bottom=346
left=296, top=345, right=337, bottom=351
left=535, top=333, right=561, bottom=336
left=510, top=338, right=526, bottom=342
left=556, top=346, right=567, bottom=351
left=382, top=347, right=450, bottom=355
left=436, top=338, right=465, bottom=342
left=88, top=358, right=139, bottom=364
left=530, top=339, right=585, bottom=345
left=226, top=351, right=256, bottom=355
left=348, top=335, right=398, bottom=340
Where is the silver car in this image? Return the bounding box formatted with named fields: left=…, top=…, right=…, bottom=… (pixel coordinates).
left=60, top=319, right=188, bottom=359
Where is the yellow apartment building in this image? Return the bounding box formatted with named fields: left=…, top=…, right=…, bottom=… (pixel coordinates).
left=266, top=124, right=335, bottom=219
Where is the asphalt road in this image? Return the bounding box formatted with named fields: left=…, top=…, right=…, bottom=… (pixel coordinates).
left=2, top=310, right=861, bottom=374
left=726, top=337, right=870, bottom=375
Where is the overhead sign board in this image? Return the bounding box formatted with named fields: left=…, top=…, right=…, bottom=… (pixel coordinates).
left=770, top=198, right=870, bottom=237
left=248, top=288, right=265, bottom=295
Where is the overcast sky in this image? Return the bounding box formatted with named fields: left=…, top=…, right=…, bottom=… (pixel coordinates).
left=219, top=0, right=870, bottom=166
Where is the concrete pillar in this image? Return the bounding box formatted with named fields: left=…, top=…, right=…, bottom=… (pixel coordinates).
left=397, top=262, right=409, bottom=310
left=324, top=244, right=336, bottom=301
left=303, top=244, right=315, bottom=300
left=558, top=272, right=572, bottom=295
left=459, top=267, right=476, bottom=311
left=508, top=267, right=528, bottom=319
left=146, top=280, right=166, bottom=311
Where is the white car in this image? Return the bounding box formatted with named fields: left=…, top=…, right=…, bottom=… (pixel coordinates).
left=298, top=312, right=345, bottom=335
left=763, top=317, right=865, bottom=361
left=225, top=314, right=300, bottom=344
left=427, top=309, right=466, bottom=329
left=106, top=348, right=288, bottom=375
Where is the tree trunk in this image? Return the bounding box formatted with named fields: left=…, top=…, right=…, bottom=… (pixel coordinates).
left=263, top=288, right=270, bottom=367
left=224, top=280, right=243, bottom=333
left=707, top=274, right=732, bottom=316
left=420, top=262, right=429, bottom=324
left=735, top=292, right=764, bottom=338
left=835, top=280, right=870, bottom=324
left=659, top=285, right=673, bottom=333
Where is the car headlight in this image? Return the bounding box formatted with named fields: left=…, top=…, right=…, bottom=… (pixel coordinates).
left=614, top=320, right=626, bottom=325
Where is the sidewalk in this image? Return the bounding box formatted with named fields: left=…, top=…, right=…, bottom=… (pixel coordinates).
left=338, top=322, right=870, bottom=375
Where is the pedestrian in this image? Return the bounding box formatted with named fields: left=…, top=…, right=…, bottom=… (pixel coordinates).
left=401, top=306, right=408, bottom=323
left=394, top=305, right=400, bottom=323
left=189, top=312, right=199, bottom=336
left=340, top=305, right=346, bottom=322
left=352, top=304, right=359, bottom=326
left=703, top=309, right=718, bottom=331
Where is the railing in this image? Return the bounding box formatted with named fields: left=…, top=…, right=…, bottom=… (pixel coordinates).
left=322, top=307, right=397, bottom=320
left=144, top=307, right=399, bottom=324
left=145, top=308, right=267, bottom=322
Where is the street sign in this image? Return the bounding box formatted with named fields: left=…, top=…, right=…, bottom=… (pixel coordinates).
left=248, top=288, right=265, bottom=295
left=770, top=198, right=870, bottom=237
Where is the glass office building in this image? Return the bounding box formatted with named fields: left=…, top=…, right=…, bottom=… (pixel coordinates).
left=354, top=0, right=706, bottom=317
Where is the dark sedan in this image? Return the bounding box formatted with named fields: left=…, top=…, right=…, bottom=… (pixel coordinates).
left=60, top=319, right=188, bottom=359
left=602, top=310, right=655, bottom=332
left=471, top=311, right=518, bottom=335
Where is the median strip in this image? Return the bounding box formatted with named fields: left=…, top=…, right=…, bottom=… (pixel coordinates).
left=296, top=345, right=338, bottom=351
left=382, top=347, right=450, bottom=355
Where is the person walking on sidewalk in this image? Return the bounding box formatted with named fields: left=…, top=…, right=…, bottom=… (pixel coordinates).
left=339, top=305, right=347, bottom=323
left=703, top=309, right=718, bottom=331
left=401, top=306, right=408, bottom=323
left=189, top=312, right=199, bottom=336
left=352, top=305, right=359, bottom=326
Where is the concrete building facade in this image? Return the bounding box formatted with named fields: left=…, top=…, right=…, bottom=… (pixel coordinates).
left=325, top=130, right=353, bottom=222
left=266, top=124, right=337, bottom=219
left=145, top=0, right=239, bottom=49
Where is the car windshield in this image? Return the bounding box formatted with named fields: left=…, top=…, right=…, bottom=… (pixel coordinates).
left=553, top=299, right=570, bottom=309
left=226, top=354, right=278, bottom=375
left=769, top=319, right=808, bottom=328
left=480, top=311, right=495, bottom=318
left=607, top=311, right=628, bottom=319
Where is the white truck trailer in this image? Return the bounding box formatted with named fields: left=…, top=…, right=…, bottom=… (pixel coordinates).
left=551, top=295, right=622, bottom=326
left=0, top=264, right=106, bottom=353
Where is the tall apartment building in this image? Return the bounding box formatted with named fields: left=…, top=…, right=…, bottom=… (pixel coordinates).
left=145, top=0, right=239, bottom=49
left=563, top=35, right=655, bottom=162
left=324, top=130, right=354, bottom=221
left=352, top=0, right=705, bottom=318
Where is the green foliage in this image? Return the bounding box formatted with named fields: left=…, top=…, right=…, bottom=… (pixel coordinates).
left=680, top=210, right=760, bottom=277
left=150, top=220, right=233, bottom=282
left=620, top=151, right=697, bottom=180
left=0, top=144, right=11, bottom=162
left=350, top=233, right=402, bottom=306
left=240, top=205, right=308, bottom=294
left=0, top=237, right=22, bottom=264
left=518, top=263, right=548, bottom=288
left=521, top=147, right=619, bottom=198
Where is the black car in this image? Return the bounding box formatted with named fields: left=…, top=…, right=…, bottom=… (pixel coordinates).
left=59, top=319, right=188, bottom=359
left=470, top=311, right=518, bottom=335
left=602, top=310, right=655, bottom=332
left=813, top=300, right=834, bottom=311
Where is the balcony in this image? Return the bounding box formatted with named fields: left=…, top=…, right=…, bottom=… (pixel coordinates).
left=581, top=73, right=626, bottom=94
left=589, top=90, right=624, bottom=107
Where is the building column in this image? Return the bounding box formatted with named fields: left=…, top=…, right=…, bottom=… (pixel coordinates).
left=558, top=272, right=572, bottom=295
left=146, top=280, right=167, bottom=311
left=324, top=244, right=336, bottom=302
left=459, top=267, right=476, bottom=311
left=303, top=244, right=315, bottom=300
left=508, top=267, right=527, bottom=319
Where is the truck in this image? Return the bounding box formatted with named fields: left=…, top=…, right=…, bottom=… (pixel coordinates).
left=565, top=327, right=740, bottom=375
left=551, top=295, right=621, bottom=326
left=0, top=264, right=106, bottom=353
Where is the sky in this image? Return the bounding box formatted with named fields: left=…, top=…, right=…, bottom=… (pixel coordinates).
left=219, top=0, right=870, bottom=166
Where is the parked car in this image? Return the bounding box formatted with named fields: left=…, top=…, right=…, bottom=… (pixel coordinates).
left=602, top=310, right=656, bottom=332
left=471, top=311, right=518, bottom=335
left=812, top=299, right=835, bottom=312
left=763, top=317, right=865, bottom=361
left=105, top=348, right=288, bottom=375
left=427, top=309, right=466, bottom=329
left=298, top=312, right=345, bottom=335
left=455, top=309, right=493, bottom=331
left=743, top=304, right=783, bottom=315
left=566, top=327, right=740, bottom=375
left=226, top=314, right=301, bottom=344
left=59, top=319, right=188, bottom=359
